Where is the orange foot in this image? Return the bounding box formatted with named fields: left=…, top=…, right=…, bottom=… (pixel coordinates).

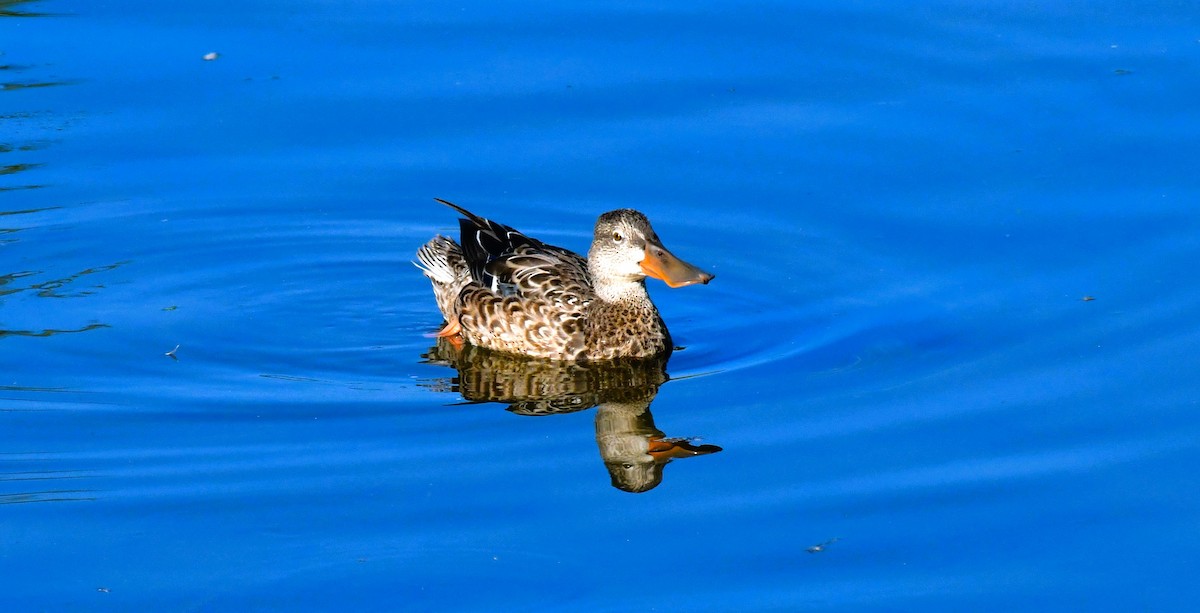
left=429, top=319, right=465, bottom=350
left=434, top=318, right=462, bottom=338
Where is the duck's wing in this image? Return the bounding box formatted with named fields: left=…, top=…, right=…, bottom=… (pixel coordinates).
left=485, top=244, right=591, bottom=306
left=436, top=198, right=532, bottom=288
left=437, top=198, right=591, bottom=304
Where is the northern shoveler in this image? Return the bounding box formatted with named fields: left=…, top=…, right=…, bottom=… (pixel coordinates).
left=416, top=199, right=713, bottom=361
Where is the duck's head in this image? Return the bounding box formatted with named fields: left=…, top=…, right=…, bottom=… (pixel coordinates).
left=587, top=209, right=714, bottom=289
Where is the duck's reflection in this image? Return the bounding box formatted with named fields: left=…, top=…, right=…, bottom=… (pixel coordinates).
left=422, top=338, right=721, bottom=493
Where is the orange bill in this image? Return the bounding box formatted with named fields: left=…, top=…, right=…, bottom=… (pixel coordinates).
left=639, top=244, right=715, bottom=288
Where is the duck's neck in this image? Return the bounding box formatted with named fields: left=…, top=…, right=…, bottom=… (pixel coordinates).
left=592, top=276, right=651, bottom=305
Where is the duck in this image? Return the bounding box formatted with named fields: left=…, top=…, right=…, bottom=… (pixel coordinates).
left=415, top=198, right=713, bottom=361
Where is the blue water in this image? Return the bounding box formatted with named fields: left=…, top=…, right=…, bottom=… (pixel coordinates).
left=4, top=1, right=1200, bottom=610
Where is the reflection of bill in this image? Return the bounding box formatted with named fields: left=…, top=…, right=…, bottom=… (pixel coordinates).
left=422, top=338, right=722, bottom=493
left=595, top=400, right=721, bottom=493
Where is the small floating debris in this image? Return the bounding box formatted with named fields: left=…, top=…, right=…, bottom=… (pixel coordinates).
left=203, top=52, right=219, bottom=61
left=806, top=537, right=840, bottom=554
left=165, top=344, right=180, bottom=359
left=162, top=305, right=177, bottom=311
left=97, top=587, right=111, bottom=593
left=1082, top=296, right=1095, bottom=302
left=1113, top=68, right=1133, bottom=76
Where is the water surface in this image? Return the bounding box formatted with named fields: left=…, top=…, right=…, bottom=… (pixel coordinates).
left=3, top=1, right=1199, bottom=610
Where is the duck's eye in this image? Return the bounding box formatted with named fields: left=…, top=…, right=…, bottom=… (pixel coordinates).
left=612, top=231, right=624, bottom=243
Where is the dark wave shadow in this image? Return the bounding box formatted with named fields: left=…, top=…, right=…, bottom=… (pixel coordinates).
left=0, top=451, right=96, bottom=505
left=421, top=338, right=721, bottom=493
left=1, top=0, right=49, bottom=18
left=0, top=323, right=110, bottom=339
left=1, top=39, right=116, bottom=339
left=0, top=249, right=123, bottom=339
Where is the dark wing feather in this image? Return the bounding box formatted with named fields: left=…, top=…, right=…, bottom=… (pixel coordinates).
left=437, top=198, right=539, bottom=288
left=437, top=199, right=588, bottom=298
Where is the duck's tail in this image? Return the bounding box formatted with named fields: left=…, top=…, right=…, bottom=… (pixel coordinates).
left=415, top=235, right=471, bottom=324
